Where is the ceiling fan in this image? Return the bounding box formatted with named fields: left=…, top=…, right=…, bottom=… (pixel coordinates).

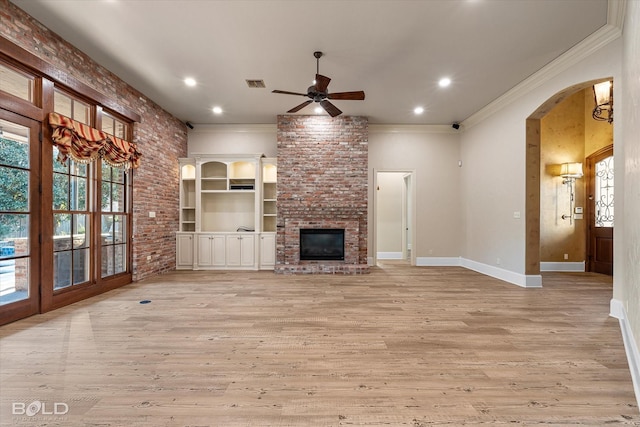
left=272, top=51, right=365, bottom=117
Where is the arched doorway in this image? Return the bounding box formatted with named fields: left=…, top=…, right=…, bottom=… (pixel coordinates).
left=525, top=78, right=613, bottom=278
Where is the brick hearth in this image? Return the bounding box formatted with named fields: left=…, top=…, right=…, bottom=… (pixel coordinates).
left=275, top=115, right=369, bottom=274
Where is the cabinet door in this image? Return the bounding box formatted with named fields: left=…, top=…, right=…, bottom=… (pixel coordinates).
left=226, top=234, right=255, bottom=267
left=260, top=234, right=276, bottom=269
left=176, top=234, right=194, bottom=269
left=240, top=234, right=256, bottom=267
left=197, top=234, right=225, bottom=267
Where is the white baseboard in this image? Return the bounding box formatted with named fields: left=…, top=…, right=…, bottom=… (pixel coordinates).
left=540, top=261, right=585, bottom=272
left=460, top=258, right=542, bottom=288
left=610, top=298, right=640, bottom=411
left=377, top=252, right=404, bottom=260
left=416, top=256, right=461, bottom=266
left=367, top=256, right=374, bottom=266
left=413, top=256, right=542, bottom=287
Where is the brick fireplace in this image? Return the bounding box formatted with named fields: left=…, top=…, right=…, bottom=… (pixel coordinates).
left=275, top=115, right=369, bottom=274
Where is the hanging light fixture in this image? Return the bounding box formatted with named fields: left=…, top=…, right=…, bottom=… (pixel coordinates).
left=592, top=81, right=613, bottom=123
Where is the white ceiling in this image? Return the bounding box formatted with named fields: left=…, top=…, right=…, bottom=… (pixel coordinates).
left=12, top=0, right=609, bottom=125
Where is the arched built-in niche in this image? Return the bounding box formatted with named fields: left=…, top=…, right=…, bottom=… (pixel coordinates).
left=525, top=78, right=613, bottom=276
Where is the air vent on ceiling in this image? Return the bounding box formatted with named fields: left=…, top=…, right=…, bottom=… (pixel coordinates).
left=246, top=79, right=266, bottom=88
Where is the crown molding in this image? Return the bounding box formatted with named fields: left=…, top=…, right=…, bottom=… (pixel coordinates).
left=369, top=124, right=457, bottom=134
left=463, top=0, right=625, bottom=130
left=188, top=123, right=276, bottom=133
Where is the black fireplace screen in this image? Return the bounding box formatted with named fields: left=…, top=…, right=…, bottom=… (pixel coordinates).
left=299, top=229, right=345, bottom=261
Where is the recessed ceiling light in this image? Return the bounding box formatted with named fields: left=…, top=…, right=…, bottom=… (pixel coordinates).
left=414, top=106, right=424, bottom=115
left=439, top=77, right=452, bottom=88
left=212, top=106, right=222, bottom=114
left=184, top=77, right=196, bottom=87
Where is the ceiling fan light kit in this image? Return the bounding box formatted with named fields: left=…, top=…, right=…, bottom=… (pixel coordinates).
left=272, top=51, right=365, bottom=117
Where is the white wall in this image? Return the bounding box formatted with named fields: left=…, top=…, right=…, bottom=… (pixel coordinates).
left=187, top=124, right=277, bottom=157
left=368, top=126, right=462, bottom=261
left=459, top=35, right=623, bottom=281
left=617, top=0, right=640, bottom=405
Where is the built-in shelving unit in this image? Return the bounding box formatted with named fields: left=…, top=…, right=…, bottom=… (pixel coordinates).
left=176, top=154, right=276, bottom=270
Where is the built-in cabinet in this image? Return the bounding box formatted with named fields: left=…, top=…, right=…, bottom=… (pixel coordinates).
left=176, top=154, right=276, bottom=270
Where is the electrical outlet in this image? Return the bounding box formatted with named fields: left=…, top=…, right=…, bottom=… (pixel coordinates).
left=147, top=255, right=151, bottom=261
left=496, top=258, right=501, bottom=265
left=564, top=254, right=569, bottom=260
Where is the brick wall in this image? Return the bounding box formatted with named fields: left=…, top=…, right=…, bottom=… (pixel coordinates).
left=1, top=0, right=187, bottom=280
left=276, top=115, right=368, bottom=273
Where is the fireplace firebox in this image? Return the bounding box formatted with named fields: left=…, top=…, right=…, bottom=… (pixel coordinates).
left=299, top=229, right=345, bottom=261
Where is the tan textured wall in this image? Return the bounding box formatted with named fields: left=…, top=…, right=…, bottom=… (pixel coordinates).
left=584, top=88, right=614, bottom=156
left=540, top=91, right=586, bottom=262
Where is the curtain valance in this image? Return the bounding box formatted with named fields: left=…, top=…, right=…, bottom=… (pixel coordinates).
left=48, top=113, right=141, bottom=169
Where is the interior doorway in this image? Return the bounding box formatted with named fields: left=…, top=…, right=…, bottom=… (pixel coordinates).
left=374, top=170, right=416, bottom=266
left=586, top=145, right=614, bottom=275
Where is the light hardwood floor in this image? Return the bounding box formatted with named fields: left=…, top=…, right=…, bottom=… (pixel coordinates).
left=1, top=263, right=638, bottom=426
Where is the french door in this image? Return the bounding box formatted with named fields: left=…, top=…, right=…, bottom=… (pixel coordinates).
left=586, top=145, right=613, bottom=275
left=0, top=110, right=40, bottom=325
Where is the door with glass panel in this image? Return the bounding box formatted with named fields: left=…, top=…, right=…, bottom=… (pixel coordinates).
left=587, top=146, right=613, bottom=275
left=0, top=111, right=40, bottom=324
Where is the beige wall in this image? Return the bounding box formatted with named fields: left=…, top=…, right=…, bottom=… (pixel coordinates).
left=368, top=126, right=461, bottom=260
left=376, top=172, right=405, bottom=255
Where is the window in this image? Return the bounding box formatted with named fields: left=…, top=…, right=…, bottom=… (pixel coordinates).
left=0, top=61, right=34, bottom=102
left=595, top=155, right=614, bottom=228
left=54, top=89, right=90, bottom=125
left=0, top=119, right=31, bottom=305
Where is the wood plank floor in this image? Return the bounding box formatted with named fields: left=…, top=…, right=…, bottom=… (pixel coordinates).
left=1, top=263, right=638, bottom=426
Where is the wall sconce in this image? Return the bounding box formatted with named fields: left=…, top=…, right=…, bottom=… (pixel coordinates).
left=592, top=81, right=613, bottom=123
left=559, top=162, right=583, bottom=224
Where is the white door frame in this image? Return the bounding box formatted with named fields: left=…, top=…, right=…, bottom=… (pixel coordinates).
left=373, top=169, right=417, bottom=266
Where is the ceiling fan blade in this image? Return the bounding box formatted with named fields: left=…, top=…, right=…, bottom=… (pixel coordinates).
left=315, top=74, right=331, bottom=93
left=328, top=91, right=366, bottom=100
left=320, top=100, right=342, bottom=117
left=272, top=89, right=308, bottom=96
left=287, top=100, right=313, bottom=113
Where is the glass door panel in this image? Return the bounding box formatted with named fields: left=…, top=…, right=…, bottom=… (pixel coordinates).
left=0, top=113, right=39, bottom=324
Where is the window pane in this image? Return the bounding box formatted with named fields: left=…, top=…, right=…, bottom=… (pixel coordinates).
left=73, top=248, right=89, bottom=285
left=73, top=101, right=90, bottom=125
left=53, top=172, right=68, bottom=210
left=70, top=175, right=87, bottom=211
left=54, top=91, right=73, bottom=117
left=112, top=183, right=124, bottom=212
left=52, top=146, right=67, bottom=173
left=73, top=214, right=89, bottom=249
left=101, top=115, right=114, bottom=135
left=113, top=215, right=125, bottom=243
left=595, top=155, right=614, bottom=228
left=112, top=167, right=125, bottom=184
left=0, top=127, right=29, bottom=168
left=101, top=245, right=114, bottom=278
left=54, top=213, right=71, bottom=250
left=0, top=214, right=29, bottom=256
left=114, top=244, right=126, bottom=274
left=0, top=62, right=33, bottom=102
left=72, top=161, right=87, bottom=178
left=0, top=259, right=29, bottom=306
left=0, top=167, right=29, bottom=212
left=54, top=251, right=71, bottom=289
left=101, top=182, right=111, bottom=211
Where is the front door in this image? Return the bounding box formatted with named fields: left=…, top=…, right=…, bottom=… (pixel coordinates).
left=0, top=111, right=41, bottom=324
left=587, top=146, right=613, bottom=275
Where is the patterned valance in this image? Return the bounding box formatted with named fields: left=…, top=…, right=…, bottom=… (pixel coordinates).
left=48, top=113, right=141, bottom=169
